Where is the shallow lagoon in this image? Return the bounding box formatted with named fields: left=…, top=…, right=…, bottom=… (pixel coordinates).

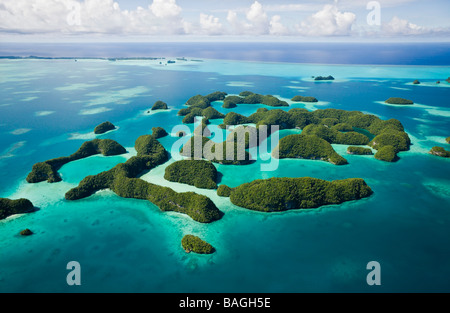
left=0, top=54, right=449, bottom=292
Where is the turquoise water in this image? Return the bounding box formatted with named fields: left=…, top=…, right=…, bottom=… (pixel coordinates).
left=1, top=57, right=450, bottom=292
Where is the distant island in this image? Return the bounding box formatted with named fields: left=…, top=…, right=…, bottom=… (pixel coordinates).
left=291, top=95, right=318, bottom=103
left=219, top=177, right=373, bottom=212
left=446, top=136, right=450, bottom=144
left=429, top=146, right=450, bottom=158
left=413, top=80, right=421, bottom=84
left=181, top=235, right=215, bottom=254
left=27, top=139, right=126, bottom=183
left=0, top=198, right=34, bottom=220
left=314, top=75, right=335, bottom=81
left=385, top=97, right=414, bottom=105
left=220, top=91, right=289, bottom=109
left=94, top=121, right=116, bottom=134
left=151, top=100, right=169, bottom=111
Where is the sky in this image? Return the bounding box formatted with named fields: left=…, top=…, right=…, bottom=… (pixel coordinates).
left=0, top=0, right=449, bottom=42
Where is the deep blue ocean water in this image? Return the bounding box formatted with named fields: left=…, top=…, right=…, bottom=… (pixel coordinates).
left=0, top=43, right=449, bottom=292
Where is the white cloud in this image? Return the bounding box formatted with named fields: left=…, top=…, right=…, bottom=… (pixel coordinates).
left=199, top=13, right=223, bottom=35
left=0, top=0, right=188, bottom=36
left=270, top=15, right=289, bottom=36
left=383, top=16, right=426, bottom=35
left=296, top=4, right=356, bottom=36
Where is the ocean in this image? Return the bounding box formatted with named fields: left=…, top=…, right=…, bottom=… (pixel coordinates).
left=0, top=42, right=449, bottom=292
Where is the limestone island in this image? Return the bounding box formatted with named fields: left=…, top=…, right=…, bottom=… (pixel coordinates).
left=20, top=229, right=33, bottom=236
left=413, top=80, right=421, bottom=84
left=314, top=75, right=335, bottom=81
left=164, top=160, right=218, bottom=189
left=347, top=146, right=373, bottom=155
left=27, top=139, right=127, bottom=183
left=64, top=134, right=222, bottom=224
left=219, top=177, right=373, bottom=212
left=374, top=145, right=398, bottom=162
left=429, top=146, right=450, bottom=158
left=221, top=91, right=289, bottom=109
left=152, top=127, right=168, bottom=139
left=446, top=136, right=450, bottom=144
left=291, top=95, right=319, bottom=103
left=0, top=198, right=34, bottom=220
left=181, top=235, right=215, bottom=254
left=94, top=121, right=116, bottom=134
left=151, top=100, right=169, bottom=111
left=385, top=97, right=414, bottom=105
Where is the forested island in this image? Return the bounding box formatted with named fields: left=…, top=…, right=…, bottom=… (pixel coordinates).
left=347, top=146, right=373, bottom=155
left=0, top=198, right=34, bottom=220
left=27, top=139, right=126, bottom=183
left=430, top=146, right=450, bottom=158
left=94, top=121, right=116, bottom=134
left=218, top=177, right=373, bottom=212
left=164, top=160, right=218, bottom=189
left=291, top=95, right=318, bottom=103
left=385, top=98, right=414, bottom=105
left=314, top=75, right=335, bottom=81
left=181, top=235, right=215, bottom=254
left=64, top=134, right=222, bottom=223
left=151, top=100, right=169, bottom=111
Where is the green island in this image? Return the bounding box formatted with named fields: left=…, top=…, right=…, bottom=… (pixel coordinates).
left=291, top=95, right=319, bottom=103
left=181, top=235, right=215, bottom=254
left=220, top=92, right=290, bottom=109
left=374, top=145, right=398, bottom=162
left=64, top=134, right=222, bottom=223
left=385, top=97, right=414, bottom=105
left=446, top=136, right=450, bottom=144
left=217, top=185, right=232, bottom=197
left=94, top=121, right=116, bottom=134
left=347, top=146, right=374, bottom=155
left=219, top=177, right=372, bottom=212
left=152, top=127, right=168, bottom=139
left=429, top=146, right=450, bottom=158
left=151, top=100, right=169, bottom=111
left=273, top=134, right=348, bottom=165
left=20, top=229, right=33, bottom=236
left=164, top=160, right=218, bottom=189
left=0, top=198, right=34, bottom=220
left=217, top=106, right=410, bottom=163
left=26, top=139, right=127, bottom=183
left=314, top=75, right=335, bottom=81
left=413, top=80, right=421, bottom=84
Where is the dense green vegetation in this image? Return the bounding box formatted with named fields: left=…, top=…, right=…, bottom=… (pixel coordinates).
left=446, top=137, right=450, bottom=144
left=65, top=135, right=222, bottom=223
left=27, top=139, right=127, bottom=183
left=217, top=105, right=410, bottom=162
left=221, top=92, right=289, bottom=109
left=385, top=97, right=414, bottom=105
left=314, top=76, right=335, bottom=81
left=94, top=121, right=116, bottom=134
left=429, top=146, right=450, bottom=158
left=217, top=185, right=232, bottom=197
left=177, top=92, right=227, bottom=123
left=0, top=198, right=34, bottom=220
left=152, top=127, right=168, bottom=139
left=374, top=145, right=398, bottom=162
left=222, top=95, right=244, bottom=108
left=347, top=146, right=373, bottom=155
left=291, top=95, right=318, bottom=102
left=181, top=235, right=215, bottom=254
left=225, top=177, right=372, bottom=212
left=151, top=100, right=169, bottom=110
left=180, top=136, right=253, bottom=165
left=273, top=134, right=348, bottom=165
left=413, top=80, right=420, bottom=84
left=164, top=160, right=218, bottom=189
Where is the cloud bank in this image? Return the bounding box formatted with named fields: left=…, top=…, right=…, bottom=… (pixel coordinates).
left=0, top=0, right=447, bottom=39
